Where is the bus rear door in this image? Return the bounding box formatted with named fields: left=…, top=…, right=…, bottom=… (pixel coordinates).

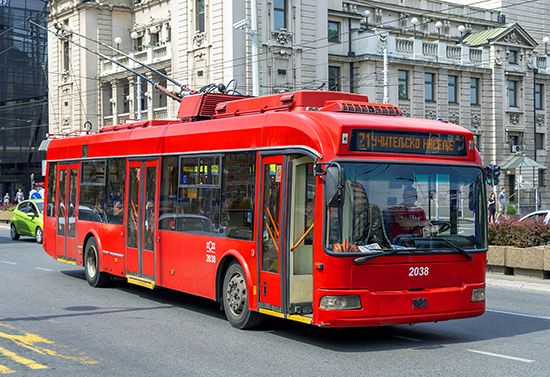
left=55, top=163, right=79, bottom=263
left=258, top=156, right=288, bottom=313
left=126, top=159, right=159, bottom=288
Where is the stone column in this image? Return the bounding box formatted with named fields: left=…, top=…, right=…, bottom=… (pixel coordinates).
left=146, top=73, right=154, bottom=120
left=111, top=80, right=118, bottom=125
left=128, top=77, right=136, bottom=119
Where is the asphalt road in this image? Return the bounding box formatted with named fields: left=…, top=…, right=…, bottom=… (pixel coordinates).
left=1, top=226, right=550, bottom=377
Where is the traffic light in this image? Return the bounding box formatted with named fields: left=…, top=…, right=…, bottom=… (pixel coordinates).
left=493, top=165, right=501, bottom=186
left=485, top=165, right=493, bottom=186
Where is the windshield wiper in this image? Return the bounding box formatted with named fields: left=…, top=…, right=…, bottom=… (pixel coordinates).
left=413, top=237, right=473, bottom=260
left=353, top=249, right=410, bottom=263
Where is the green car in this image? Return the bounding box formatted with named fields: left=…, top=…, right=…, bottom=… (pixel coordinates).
left=10, top=199, right=44, bottom=244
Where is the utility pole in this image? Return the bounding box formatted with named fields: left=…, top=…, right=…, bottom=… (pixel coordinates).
left=383, top=48, right=389, bottom=103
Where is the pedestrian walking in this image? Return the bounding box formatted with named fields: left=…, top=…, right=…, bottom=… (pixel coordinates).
left=3, top=193, right=10, bottom=206
left=497, top=188, right=507, bottom=221
left=488, top=192, right=496, bottom=223
left=16, top=188, right=23, bottom=203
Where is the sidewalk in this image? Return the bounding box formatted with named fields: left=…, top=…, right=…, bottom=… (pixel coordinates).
left=487, top=272, right=550, bottom=294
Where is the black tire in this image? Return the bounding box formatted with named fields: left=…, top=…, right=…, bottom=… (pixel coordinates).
left=35, top=227, right=43, bottom=244
left=10, top=223, right=20, bottom=240
left=84, top=237, right=111, bottom=287
left=222, top=262, right=263, bottom=329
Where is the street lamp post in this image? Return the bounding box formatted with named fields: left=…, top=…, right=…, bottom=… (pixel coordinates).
left=458, top=25, right=465, bottom=43
left=435, top=21, right=443, bottom=40
left=114, top=36, right=121, bottom=50
left=410, top=17, right=420, bottom=39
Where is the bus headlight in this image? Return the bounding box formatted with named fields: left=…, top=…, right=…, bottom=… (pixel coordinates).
left=320, top=295, right=361, bottom=310
left=471, top=288, right=486, bottom=302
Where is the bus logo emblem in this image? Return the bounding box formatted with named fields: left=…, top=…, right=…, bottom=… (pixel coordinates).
left=412, top=298, right=427, bottom=309
left=206, top=241, right=216, bottom=254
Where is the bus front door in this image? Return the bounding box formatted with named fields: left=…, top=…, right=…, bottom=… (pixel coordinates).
left=126, top=159, right=159, bottom=288
left=55, top=163, right=78, bottom=263
left=258, top=156, right=287, bottom=311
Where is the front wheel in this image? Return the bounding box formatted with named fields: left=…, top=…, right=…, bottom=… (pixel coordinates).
left=84, top=237, right=111, bottom=287
left=10, top=224, right=20, bottom=240
left=222, top=262, right=263, bottom=329
left=35, top=227, right=43, bottom=244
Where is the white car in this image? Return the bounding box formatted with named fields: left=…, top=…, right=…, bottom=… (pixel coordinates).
left=518, top=210, right=550, bottom=225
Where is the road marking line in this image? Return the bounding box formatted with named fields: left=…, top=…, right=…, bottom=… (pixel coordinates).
left=0, top=323, right=97, bottom=365
left=0, top=346, right=47, bottom=370
left=33, top=267, right=53, bottom=272
left=0, top=261, right=16, bottom=265
left=487, top=309, right=550, bottom=321
left=0, top=364, right=14, bottom=374
left=390, top=335, right=422, bottom=342
left=467, top=349, right=534, bottom=363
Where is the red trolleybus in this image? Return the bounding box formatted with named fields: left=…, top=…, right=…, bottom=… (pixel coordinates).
left=42, top=91, right=487, bottom=328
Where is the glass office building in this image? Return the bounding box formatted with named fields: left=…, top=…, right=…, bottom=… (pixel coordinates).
left=0, top=0, right=48, bottom=200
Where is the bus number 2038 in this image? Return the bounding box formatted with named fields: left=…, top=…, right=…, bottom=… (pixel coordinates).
left=409, top=267, right=429, bottom=277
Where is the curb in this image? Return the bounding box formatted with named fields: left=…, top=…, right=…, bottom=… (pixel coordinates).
left=487, top=273, right=550, bottom=294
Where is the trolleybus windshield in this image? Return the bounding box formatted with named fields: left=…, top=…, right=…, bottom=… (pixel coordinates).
left=326, top=163, right=486, bottom=254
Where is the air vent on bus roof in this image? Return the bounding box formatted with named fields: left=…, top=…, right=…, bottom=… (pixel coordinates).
left=320, top=100, right=402, bottom=116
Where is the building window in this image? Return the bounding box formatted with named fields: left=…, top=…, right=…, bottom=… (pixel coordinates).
left=448, top=75, right=458, bottom=103
left=328, top=21, right=340, bottom=43
left=61, top=39, right=70, bottom=72
left=536, top=133, right=545, bottom=150
left=509, top=132, right=523, bottom=153
left=274, top=0, right=287, bottom=30
left=509, top=49, right=518, bottom=65
left=539, top=169, right=545, bottom=187
left=150, top=31, right=159, bottom=46
left=424, top=73, right=435, bottom=102
left=470, top=78, right=480, bottom=105
left=535, top=83, right=543, bottom=110
left=328, top=66, right=340, bottom=91
left=196, top=0, right=205, bottom=33
left=398, top=70, right=409, bottom=100
left=508, top=80, right=518, bottom=108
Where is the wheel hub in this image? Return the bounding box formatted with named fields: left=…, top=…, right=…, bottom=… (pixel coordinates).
left=226, top=273, right=246, bottom=316
left=86, top=246, right=97, bottom=279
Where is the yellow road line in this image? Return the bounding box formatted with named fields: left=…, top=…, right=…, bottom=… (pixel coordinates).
left=0, top=364, right=14, bottom=374
left=0, top=323, right=97, bottom=365
left=0, top=346, right=47, bottom=370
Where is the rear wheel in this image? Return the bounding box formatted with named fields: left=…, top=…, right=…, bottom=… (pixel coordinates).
left=84, top=237, right=111, bottom=287
left=10, top=224, right=20, bottom=240
left=35, top=227, right=43, bottom=244
left=222, top=262, right=263, bottom=329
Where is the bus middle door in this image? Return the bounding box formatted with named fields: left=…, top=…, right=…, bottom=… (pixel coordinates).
left=55, top=163, right=79, bottom=263
left=126, top=159, right=159, bottom=288
left=258, top=155, right=288, bottom=312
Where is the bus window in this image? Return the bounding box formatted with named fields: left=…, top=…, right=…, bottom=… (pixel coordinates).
left=46, top=162, right=56, bottom=217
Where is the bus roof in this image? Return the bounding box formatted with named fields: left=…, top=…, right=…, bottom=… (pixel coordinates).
left=46, top=91, right=479, bottom=164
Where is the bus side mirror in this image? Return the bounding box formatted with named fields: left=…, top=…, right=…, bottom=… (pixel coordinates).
left=325, top=164, right=345, bottom=207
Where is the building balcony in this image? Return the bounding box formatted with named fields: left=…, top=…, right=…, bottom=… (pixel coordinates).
left=100, top=42, right=172, bottom=77
left=356, top=33, right=487, bottom=68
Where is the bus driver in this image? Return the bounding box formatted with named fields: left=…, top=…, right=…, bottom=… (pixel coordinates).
left=388, top=186, right=429, bottom=242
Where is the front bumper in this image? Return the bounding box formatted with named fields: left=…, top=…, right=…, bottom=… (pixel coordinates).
left=314, top=283, right=485, bottom=327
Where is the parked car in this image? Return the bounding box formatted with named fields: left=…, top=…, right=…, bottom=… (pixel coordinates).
left=518, top=210, right=550, bottom=225
left=10, top=199, right=44, bottom=243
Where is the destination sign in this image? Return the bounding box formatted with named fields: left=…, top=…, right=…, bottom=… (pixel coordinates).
left=350, top=129, right=467, bottom=156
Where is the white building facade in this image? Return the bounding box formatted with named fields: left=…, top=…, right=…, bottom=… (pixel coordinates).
left=47, top=0, right=550, bottom=213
